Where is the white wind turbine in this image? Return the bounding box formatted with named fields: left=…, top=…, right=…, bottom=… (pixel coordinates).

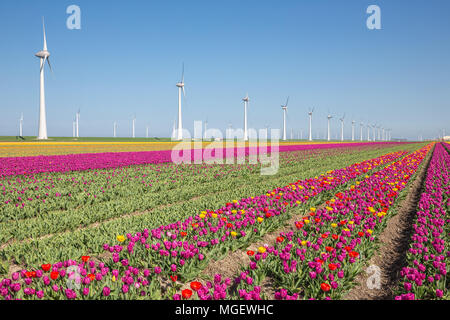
left=113, top=121, right=117, bottom=138
left=146, top=125, right=149, bottom=138
left=351, top=120, right=356, bottom=141
left=75, top=110, right=80, bottom=138
left=308, top=108, right=314, bottom=141
left=281, top=97, right=289, bottom=141
left=327, top=112, right=333, bottom=141
left=242, top=93, right=250, bottom=141
left=132, top=115, right=136, bottom=138
left=360, top=121, right=364, bottom=141
left=367, top=123, right=371, bottom=141
left=35, top=18, right=52, bottom=140
left=339, top=114, right=345, bottom=141
left=175, top=63, right=186, bottom=141
left=19, top=113, right=24, bottom=137
left=372, top=123, right=376, bottom=141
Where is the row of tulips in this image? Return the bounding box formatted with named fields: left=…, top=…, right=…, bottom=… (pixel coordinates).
left=0, top=148, right=410, bottom=299
left=395, top=143, right=449, bottom=300
left=222, top=143, right=433, bottom=300
left=1, top=144, right=415, bottom=272
left=0, top=142, right=404, bottom=178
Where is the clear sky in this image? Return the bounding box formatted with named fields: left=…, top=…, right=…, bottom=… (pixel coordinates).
left=0, top=0, right=449, bottom=140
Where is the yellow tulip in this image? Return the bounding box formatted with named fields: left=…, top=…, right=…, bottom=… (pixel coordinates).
left=258, top=246, right=266, bottom=253
left=230, top=231, right=237, bottom=237
left=257, top=217, right=264, bottom=223
left=331, top=223, right=337, bottom=228
left=117, top=235, right=125, bottom=242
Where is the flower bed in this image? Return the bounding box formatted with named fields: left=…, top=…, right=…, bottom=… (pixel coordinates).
left=395, top=143, right=449, bottom=300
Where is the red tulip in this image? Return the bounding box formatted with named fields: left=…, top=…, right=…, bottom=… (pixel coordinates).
left=190, top=281, right=202, bottom=291
left=321, top=283, right=331, bottom=292
left=328, top=263, right=337, bottom=271
left=81, top=256, right=90, bottom=263
left=88, top=274, right=95, bottom=281
left=41, top=264, right=51, bottom=272
left=50, top=271, right=59, bottom=280
left=247, top=250, right=255, bottom=256
left=182, top=289, right=193, bottom=299
left=276, top=236, right=284, bottom=243
left=170, top=275, right=178, bottom=282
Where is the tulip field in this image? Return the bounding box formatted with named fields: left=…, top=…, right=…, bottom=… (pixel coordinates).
left=0, top=141, right=448, bottom=300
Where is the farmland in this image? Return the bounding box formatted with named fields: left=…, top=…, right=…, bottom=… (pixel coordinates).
left=0, top=141, right=448, bottom=300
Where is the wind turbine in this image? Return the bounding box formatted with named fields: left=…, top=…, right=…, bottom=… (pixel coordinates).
left=339, top=114, right=345, bottom=141
left=175, top=63, right=185, bottom=140
left=327, top=112, right=333, bottom=141
left=360, top=121, right=364, bottom=141
left=35, top=18, right=52, bottom=140
left=308, top=108, right=314, bottom=141
left=75, top=110, right=80, bottom=138
left=351, top=120, right=356, bottom=141
left=146, top=124, right=149, bottom=138
left=367, top=123, right=371, bottom=141
left=113, top=121, right=117, bottom=138
left=242, top=93, right=250, bottom=141
left=281, top=97, right=289, bottom=141
left=132, top=115, right=136, bottom=138
left=19, top=113, right=24, bottom=137
left=372, top=124, right=376, bottom=141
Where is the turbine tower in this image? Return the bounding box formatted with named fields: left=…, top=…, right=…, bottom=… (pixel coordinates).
left=19, top=113, right=24, bottom=137
left=281, top=97, right=289, bottom=141
left=367, top=123, right=371, bottom=141
left=176, top=63, right=185, bottom=140
left=35, top=18, right=52, bottom=140
left=113, top=121, right=117, bottom=138
left=75, top=110, right=80, bottom=138
left=339, top=114, right=345, bottom=142
left=372, top=124, right=376, bottom=141
left=132, top=115, right=136, bottom=138
left=308, top=108, right=314, bottom=141
left=146, top=125, right=149, bottom=138
left=351, top=120, right=356, bottom=141
left=242, top=93, right=250, bottom=141
left=327, top=113, right=333, bottom=141
left=360, top=122, right=364, bottom=141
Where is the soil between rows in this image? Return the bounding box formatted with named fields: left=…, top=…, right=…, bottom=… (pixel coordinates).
left=195, top=147, right=431, bottom=300
left=343, top=146, right=432, bottom=300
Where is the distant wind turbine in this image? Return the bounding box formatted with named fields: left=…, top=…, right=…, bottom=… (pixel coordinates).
left=113, top=121, right=117, bottom=138
left=308, top=108, right=314, bottom=141
left=360, top=122, right=364, bottom=141
left=76, top=110, right=80, bottom=138
left=242, top=93, right=250, bottom=141
left=327, top=112, right=333, bottom=141
left=351, top=120, right=356, bottom=141
left=339, top=114, right=345, bottom=141
left=281, top=97, right=289, bottom=141
left=132, top=115, right=136, bottom=138
left=19, top=113, right=24, bottom=137
left=176, top=63, right=186, bottom=140
left=35, top=18, right=52, bottom=140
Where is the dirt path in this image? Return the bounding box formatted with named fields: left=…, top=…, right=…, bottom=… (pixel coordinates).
left=344, top=148, right=432, bottom=300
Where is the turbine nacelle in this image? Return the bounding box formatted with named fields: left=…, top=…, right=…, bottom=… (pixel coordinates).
left=35, top=50, right=50, bottom=59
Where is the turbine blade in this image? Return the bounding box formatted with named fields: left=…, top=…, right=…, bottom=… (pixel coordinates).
left=182, top=86, right=185, bottom=97
left=40, top=56, right=47, bottom=72
left=47, top=57, right=52, bottom=72
left=285, top=96, right=289, bottom=107
left=181, top=62, right=184, bottom=83
left=42, top=17, right=47, bottom=51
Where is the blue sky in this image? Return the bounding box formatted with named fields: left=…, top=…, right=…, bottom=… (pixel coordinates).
left=0, top=0, right=449, bottom=140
